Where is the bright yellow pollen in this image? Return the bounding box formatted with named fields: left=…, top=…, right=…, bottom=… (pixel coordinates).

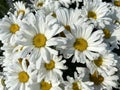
left=33, top=34, right=46, bottom=48
left=114, top=1, right=120, bottom=7
left=89, top=71, right=104, bottom=85
left=64, top=25, right=71, bottom=32
left=94, top=56, right=103, bottom=67
left=103, top=28, right=111, bottom=39
left=88, top=11, right=97, bottom=19
left=40, top=81, right=52, bottom=90
left=18, top=71, right=29, bottom=83
left=45, top=60, right=55, bottom=70
left=37, top=2, right=43, bottom=7
left=10, top=24, right=20, bottom=34
left=17, top=10, right=25, bottom=16
left=74, top=38, right=88, bottom=52
left=72, top=82, right=81, bottom=90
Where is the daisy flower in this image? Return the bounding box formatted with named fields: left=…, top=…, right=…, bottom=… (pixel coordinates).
left=86, top=50, right=118, bottom=74
left=63, top=23, right=106, bottom=63
left=81, top=0, right=112, bottom=28
left=16, top=12, right=67, bottom=63
left=64, top=67, right=94, bottom=90
left=13, top=1, right=30, bottom=18
left=0, top=13, right=22, bottom=45
left=89, top=70, right=119, bottom=90
left=29, top=79, right=62, bottom=90
left=101, top=23, right=120, bottom=50
left=36, top=55, right=67, bottom=82
left=112, top=0, right=120, bottom=7
left=30, top=0, right=50, bottom=10
left=4, top=59, right=36, bottom=90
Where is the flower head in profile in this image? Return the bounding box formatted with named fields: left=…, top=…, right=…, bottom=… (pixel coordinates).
left=13, top=1, right=30, bottom=18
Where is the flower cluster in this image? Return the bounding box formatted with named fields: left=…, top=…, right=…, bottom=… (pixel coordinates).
left=0, top=0, right=120, bottom=90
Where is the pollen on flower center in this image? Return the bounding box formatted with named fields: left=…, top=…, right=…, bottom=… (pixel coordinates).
left=10, top=24, right=20, bottom=34
left=72, top=82, right=81, bottom=90
left=64, top=25, right=71, bottom=32
left=103, top=28, right=111, bottom=39
left=89, top=71, right=104, bottom=85
left=114, top=1, right=120, bottom=7
left=94, top=56, right=103, bottom=67
left=17, top=10, right=25, bottom=16
left=18, top=71, right=29, bottom=83
left=88, top=11, right=97, bottom=19
left=74, top=38, right=88, bottom=52
left=37, top=2, right=43, bottom=7
left=45, top=60, right=55, bottom=70
left=33, top=33, right=46, bottom=48
left=40, top=81, right=52, bottom=90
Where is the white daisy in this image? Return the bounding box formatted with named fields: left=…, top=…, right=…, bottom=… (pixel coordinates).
left=13, top=1, right=30, bottom=18
left=36, top=55, right=67, bottom=82
left=86, top=50, right=118, bottom=74
left=30, top=0, right=50, bottom=10
left=29, top=79, right=62, bottom=90
left=101, top=23, right=120, bottom=50
left=63, top=23, right=106, bottom=63
left=5, top=60, right=36, bottom=90
left=112, top=0, right=120, bottom=7
left=0, top=13, right=22, bottom=45
left=89, top=70, right=119, bottom=90
left=64, top=68, right=94, bottom=90
left=16, top=12, right=67, bottom=63
left=81, top=0, right=112, bottom=28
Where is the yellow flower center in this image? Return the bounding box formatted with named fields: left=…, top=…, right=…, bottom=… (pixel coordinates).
left=51, top=12, right=56, bottom=18
left=18, top=71, right=29, bottom=83
left=74, top=38, right=88, bottom=52
left=72, top=82, right=81, bottom=90
left=88, top=11, right=97, bottom=19
left=94, top=56, right=103, bottom=67
left=37, top=2, right=43, bottom=7
left=17, top=10, right=25, bottom=16
left=103, top=28, right=111, bottom=39
left=114, top=1, right=120, bottom=7
left=89, top=71, right=104, bottom=85
left=40, top=81, right=52, bottom=90
left=45, top=60, right=55, bottom=70
left=64, top=25, right=71, bottom=32
left=33, top=34, right=46, bottom=48
left=1, top=78, right=5, bottom=86
left=10, top=24, right=20, bottom=34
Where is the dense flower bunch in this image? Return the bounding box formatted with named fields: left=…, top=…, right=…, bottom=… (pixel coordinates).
left=0, top=0, right=120, bottom=90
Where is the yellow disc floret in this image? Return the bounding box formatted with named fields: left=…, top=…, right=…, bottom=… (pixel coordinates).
left=114, top=1, right=120, bottom=7
left=94, top=56, right=103, bottom=67
left=89, top=71, right=104, bottom=85
left=74, top=38, right=88, bottom=52
left=88, top=11, right=97, bottom=19
left=18, top=71, right=29, bottom=83
left=10, top=24, right=20, bottom=34
left=103, top=28, right=111, bottom=39
left=40, top=81, right=52, bottom=90
left=72, top=82, right=81, bottom=90
left=45, top=60, right=55, bottom=70
left=17, top=10, right=25, bottom=16
left=33, top=33, right=46, bottom=48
